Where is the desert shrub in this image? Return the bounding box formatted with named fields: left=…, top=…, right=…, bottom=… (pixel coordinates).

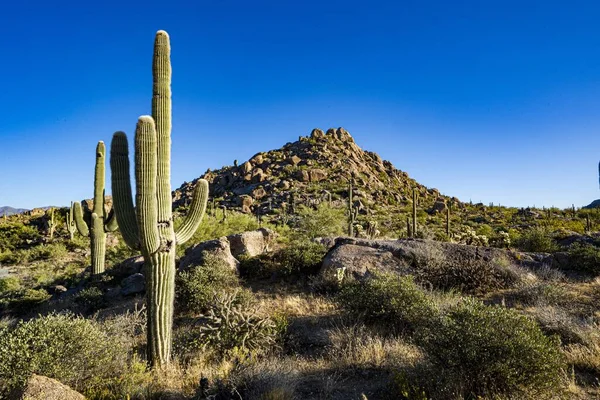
left=415, top=298, right=565, bottom=399
left=176, top=256, right=248, bottom=314
left=74, top=287, right=107, bottom=312
left=293, top=203, right=346, bottom=239
left=415, top=256, right=521, bottom=295
left=0, top=222, right=41, bottom=253
left=337, top=273, right=438, bottom=334
left=0, top=288, right=51, bottom=314
left=508, top=282, right=566, bottom=306
left=193, top=291, right=280, bottom=357
left=565, top=242, right=600, bottom=275
left=0, top=313, right=130, bottom=397
left=515, top=228, right=558, bottom=253
left=273, top=240, right=326, bottom=277
left=0, top=276, right=21, bottom=293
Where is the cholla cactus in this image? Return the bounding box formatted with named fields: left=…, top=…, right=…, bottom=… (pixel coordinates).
left=366, top=220, right=379, bottom=239
left=72, top=142, right=118, bottom=275
left=197, top=291, right=277, bottom=356
left=457, top=227, right=489, bottom=247
left=110, top=31, right=208, bottom=367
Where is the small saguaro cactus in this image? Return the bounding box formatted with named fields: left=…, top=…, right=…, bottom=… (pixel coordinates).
left=446, top=206, right=451, bottom=238
left=46, top=207, right=55, bottom=240
left=348, top=180, right=356, bottom=237
left=73, top=141, right=119, bottom=275
left=406, top=215, right=412, bottom=238
left=412, top=188, right=418, bottom=237
left=110, top=30, right=208, bottom=367
left=66, top=202, right=76, bottom=240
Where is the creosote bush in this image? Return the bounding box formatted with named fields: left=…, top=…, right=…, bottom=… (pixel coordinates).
left=337, top=273, right=438, bottom=334
left=176, top=255, right=247, bottom=314
left=0, top=313, right=130, bottom=397
left=515, top=227, right=559, bottom=253
left=415, top=298, right=565, bottom=399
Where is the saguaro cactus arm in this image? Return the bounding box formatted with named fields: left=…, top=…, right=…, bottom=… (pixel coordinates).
left=72, top=201, right=90, bottom=237
left=104, top=208, right=119, bottom=232
left=175, top=179, right=209, bottom=244
left=110, top=131, right=140, bottom=249
left=135, top=116, right=161, bottom=255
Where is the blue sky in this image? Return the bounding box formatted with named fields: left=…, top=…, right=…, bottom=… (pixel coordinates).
left=1, top=0, right=600, bottom=209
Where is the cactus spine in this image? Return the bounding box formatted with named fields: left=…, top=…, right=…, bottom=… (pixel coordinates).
left=412, top=188, right=418, bottom=237
left=73, top=141, right=118, bottom=275
left=110, top=31, right=208, bottom=367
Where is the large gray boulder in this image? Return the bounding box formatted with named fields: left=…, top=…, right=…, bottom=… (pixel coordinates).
left=180, top=237, right=239, bottom=271
left=321, top=243, right=411, bottom=282
left=120, top=273, right=145, bottom=296
left=227, top=228, right=277, bottom=258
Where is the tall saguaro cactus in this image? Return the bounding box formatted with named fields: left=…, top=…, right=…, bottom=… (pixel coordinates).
left=73, top=141, right=119, bottom=275
left=110, top=30, right=209, bottom=367
left=412, top=188, right=418, bottom=238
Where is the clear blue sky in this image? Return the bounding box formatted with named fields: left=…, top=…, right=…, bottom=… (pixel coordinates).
left=1, top=0, right=600, bottom=209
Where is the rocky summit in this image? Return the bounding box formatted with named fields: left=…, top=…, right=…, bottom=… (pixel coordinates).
left=173, top=127, right=460, bottom=216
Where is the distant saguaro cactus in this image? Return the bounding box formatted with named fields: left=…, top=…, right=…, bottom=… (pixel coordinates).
left=72, top=141, right=118, bottom=275
left=66, top=202, right=76, bottom=240
left=46, top=207, right=55, bottom=240
left=412, top=188, right=418, bottom=237
left=348, top=181, right=356, bottom=237
left=110, top=31, right=208, bottom=367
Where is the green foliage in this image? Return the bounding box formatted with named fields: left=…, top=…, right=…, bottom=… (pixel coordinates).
left=0, top=313, right=130, bottom=397
left=176, top=255, right=245, bottom=314
left=74, top=287, right=107, bottom=312
left=337, top=274, right=438, bottom=334
left=565, top=242, right=600, bottom=275
left=0, top=222, right=40, bottom=253
left=293, top=203, right=346, bottom=239
left=0, top=276, right=21, bottom=294
left=0, top=288, right=51, bottom=314
left=515, top=228, right=559, bottom=253
left=415, top=298, right=565, bottom=399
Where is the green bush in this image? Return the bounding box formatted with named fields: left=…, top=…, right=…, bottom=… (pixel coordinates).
left=0, top=276, right=21, bottom=294
left=74, top=287, right=107, bottom=312
left=0, top=288, right=51, bottom=314
left=565, top=242, right=600, bottom=275
left=293, top=203, right=346, bottom=239
left=272, top=240, right=327, bottom=277
left=337, top=273, right=438, bottom=334
left=0, top=313, right=130, bottom=397
left=0, top=222, right=41, bottom=253
left=176, top=255, right=245, bottom=314
left=515, top=228, right=558, bottom=253
left=415, top=298, right=565, bottom=399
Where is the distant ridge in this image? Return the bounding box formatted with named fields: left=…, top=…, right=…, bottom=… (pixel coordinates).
left=0, top=206, right=29, bottom=216
left=583, top=199, right=600, bottom=209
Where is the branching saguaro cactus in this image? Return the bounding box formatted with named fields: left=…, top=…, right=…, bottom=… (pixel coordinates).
left=110, top=30, right=208, bottom=367
left=73, top=141, right=119, bottom=275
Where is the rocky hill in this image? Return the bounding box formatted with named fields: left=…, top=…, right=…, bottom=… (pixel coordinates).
left=173, top=127, right=460, bottom=217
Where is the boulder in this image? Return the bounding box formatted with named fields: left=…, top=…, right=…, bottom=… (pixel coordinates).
left=287, top=155, right=301, bottom=166
left=17, top=374, right=85, bottom=400
left=180, top=237, right=239, bottom=272
left=121, top=273, right=145, bottom=296
left=241, top=161, right=253, bottom=174
left=227, top=228, right=277, bottom=258
left=310, top=128, right=325, bottom=139
left=321, top=243, right=407, bottom=281
left=309, top=169, right=327, bottom=182
left=110, top=255, right=144, bottom=279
